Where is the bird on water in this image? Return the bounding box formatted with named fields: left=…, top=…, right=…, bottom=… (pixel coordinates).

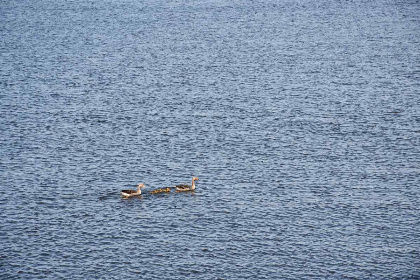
left=175, top=177, right=199, bottom=192
left=121, top=183, right=145, bottom=198
left=149, top=187, right=171, bottom=194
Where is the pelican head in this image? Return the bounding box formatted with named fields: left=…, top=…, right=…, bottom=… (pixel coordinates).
left=192, top=177, right=199, bottom=181
left=138, top=183, right=145, bottom=188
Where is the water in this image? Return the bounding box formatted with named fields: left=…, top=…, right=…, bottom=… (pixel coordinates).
left=1, top=0, right=419, bottom=279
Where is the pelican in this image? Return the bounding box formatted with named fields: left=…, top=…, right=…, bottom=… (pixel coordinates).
left=175, top=177, right=199, bottom=192
left=121, top=183, right=145, bottom=198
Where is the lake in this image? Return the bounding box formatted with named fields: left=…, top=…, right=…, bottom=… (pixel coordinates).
left=1, top=0, right=419, bottom=279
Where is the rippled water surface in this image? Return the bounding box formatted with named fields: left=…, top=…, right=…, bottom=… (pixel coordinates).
left=1, top=0, right=419, bottom=279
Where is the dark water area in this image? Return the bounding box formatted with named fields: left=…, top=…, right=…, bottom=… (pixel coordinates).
left=1, top=0, right=419, bottom=279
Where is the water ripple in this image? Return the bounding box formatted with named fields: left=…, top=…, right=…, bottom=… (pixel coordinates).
left=1, top=0, right=420, bottom=279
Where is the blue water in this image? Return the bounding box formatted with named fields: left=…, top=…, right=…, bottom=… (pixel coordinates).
left=1, top=0, right=419, bottom=279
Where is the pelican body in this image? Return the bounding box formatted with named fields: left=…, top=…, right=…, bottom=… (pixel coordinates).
left=175, top=177, right=199, bottom=192
left=121, top=183, right=145, bottom=198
